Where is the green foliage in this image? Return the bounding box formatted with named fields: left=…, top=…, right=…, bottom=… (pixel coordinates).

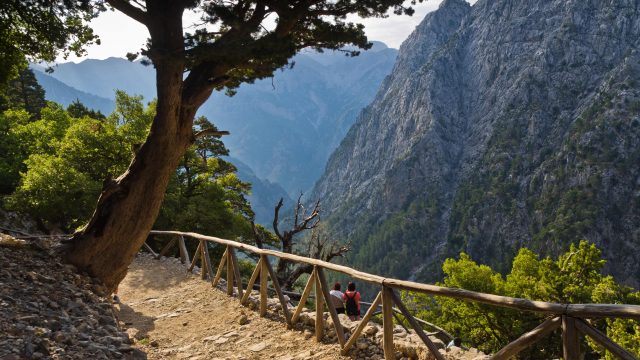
left=0, top=0, right=99, bottom=86
left=404, top=241, right=639, bottom=359
left=348, top=199, right=442, bottom=281
left=1, top=68, right=46, bottom=117
left=1, top=72, right=269, bottom=250
left=8, top=154, right=101, bottom=226
left=5, top=96, right=150, bottom=230
left=154, top=115, right=256, bottom=244
left=67, top=99, right=106, bottom=120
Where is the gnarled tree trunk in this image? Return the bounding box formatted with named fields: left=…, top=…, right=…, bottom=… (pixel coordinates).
left=57, top=0, right=402, bottom=293
left=61, top=9, right=196, bottom=292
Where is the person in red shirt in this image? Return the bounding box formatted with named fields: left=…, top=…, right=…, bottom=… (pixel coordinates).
left=343, top=282, right=361, bottom=320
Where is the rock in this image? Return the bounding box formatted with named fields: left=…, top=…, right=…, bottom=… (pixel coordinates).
left=248, top=342, right=267, bottom=352
left=126, top=328, right=143, bottom=341
left=214, top=337, right=228, bottom=345
left=238, top=315, right=249, bottom=325
left=363, top=324, right=379, bottom=337
left=0, top=239, right=144, bottom=360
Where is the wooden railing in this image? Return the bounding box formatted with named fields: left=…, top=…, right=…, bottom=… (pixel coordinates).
left=148, top=230, right=640, bottom=360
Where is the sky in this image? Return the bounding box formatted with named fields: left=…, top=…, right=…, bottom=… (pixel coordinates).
left=60, top=1, right=453, bottom=62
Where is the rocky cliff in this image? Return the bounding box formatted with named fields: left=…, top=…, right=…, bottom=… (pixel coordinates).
left=313, top=0, right=640, bottom=287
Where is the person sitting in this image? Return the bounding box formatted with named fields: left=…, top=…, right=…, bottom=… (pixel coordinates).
left=329, top=282, right=345, bottom=314
left=343, top=282, right=361, bottom=320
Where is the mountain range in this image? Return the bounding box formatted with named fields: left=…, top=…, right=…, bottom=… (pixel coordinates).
left=33, top=43, right=397, bottom=225
left=312, top=0, right=640, bottom=287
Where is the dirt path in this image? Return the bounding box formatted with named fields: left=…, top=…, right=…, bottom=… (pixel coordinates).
left=116, top=253, right=348, bottom=360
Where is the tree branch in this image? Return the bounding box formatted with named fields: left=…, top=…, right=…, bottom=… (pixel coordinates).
left=273, top=198, right=284, bottom=240
left=252, top=221, right=264, bottom=249
left=106, top=0, right=149, bottom=25
left=193, top=129, right=230, bottom=139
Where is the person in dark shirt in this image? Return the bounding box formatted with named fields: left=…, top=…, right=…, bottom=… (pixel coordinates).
left=343, top=282, right=361, bottom=320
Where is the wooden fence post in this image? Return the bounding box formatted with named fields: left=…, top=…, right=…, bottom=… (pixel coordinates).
left=211, top=248, right=227, bottom=288
left=341, top=291, right=382, bottom=355
left=263, top=256, right=292, bottom=327
left=575, top=318, right=637, bottom=360
left=188, top=242, right=202, bottom=273
left=199, top=240, right=207, bottom=280
left=562, top=315, right=580, bottom=360
left=316, top=267, right=346, bottom=346
left=260, top=254, right=268, bottom=317
left=229, top=247, right=244, bottom=298
left=388, top=288, right=445, bottom=360
left=241, top=257, right=263, bottom=305
left=158, top=237, right=177, bottom=258
left=315, top=271, right=325, bottom=342
left=142, top=242, right=159, bottom=258
left=382, top=286, right=395, bottom=360
left=491, top=317, right=561, bottom=360
left=292, top=269, right=316, bottom=324
left=178, top=235, right=189, bottom=265
left=226, top=246, right=234, bottom=296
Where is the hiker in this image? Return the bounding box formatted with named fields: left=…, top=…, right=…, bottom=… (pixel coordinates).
left=329, top=282, right=345, bottom=314
left=343, top=282, right=361, bottom=320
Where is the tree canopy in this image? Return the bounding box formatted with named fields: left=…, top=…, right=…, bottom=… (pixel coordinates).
left=55, top=0, right=426, bottom=291
left=2, top=89, right=258, bottom=243
left=120, top=0, right=423, bottom=103
left=0, top=0, right=99, bottom=85
left=403, top=241, right=640, bottom=359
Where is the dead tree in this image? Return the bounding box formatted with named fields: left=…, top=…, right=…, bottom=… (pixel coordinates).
left=271, top=194, right=350, bottom=289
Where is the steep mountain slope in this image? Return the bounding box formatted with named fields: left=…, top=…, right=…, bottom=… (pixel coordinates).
left=313, top=0, right=640, bottom=287
left=33, top=70, right=115, bottom=114
left=200, top=42, right=398, bottom=195
left=229, top=157, right=292, bottom=225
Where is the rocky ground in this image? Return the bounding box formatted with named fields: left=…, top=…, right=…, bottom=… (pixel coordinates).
left=118, top=253, right=488, bottom=360
left=0, top=234, right=144, bottom=359
left=117, top=253, right=348, bottom=360
left=0, top=233, right=487, bottom=359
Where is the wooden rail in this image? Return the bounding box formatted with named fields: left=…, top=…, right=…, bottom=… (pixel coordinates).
left=148, top=230, right=640, bottom=359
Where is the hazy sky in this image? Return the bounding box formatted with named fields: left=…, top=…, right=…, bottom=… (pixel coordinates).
left=61, top=1, right=454, bottom=62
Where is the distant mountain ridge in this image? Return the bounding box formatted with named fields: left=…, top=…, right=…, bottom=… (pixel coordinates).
left=199, top=42, right=398, bottom=195
left=312, top=0, right=640, bottom=287
left=33, top=58, right=156, bottom=100
left=32, top=70, right=115, bottom=114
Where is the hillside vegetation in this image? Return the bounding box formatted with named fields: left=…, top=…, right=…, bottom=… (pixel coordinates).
left=313, top=0, right=640, bottom=289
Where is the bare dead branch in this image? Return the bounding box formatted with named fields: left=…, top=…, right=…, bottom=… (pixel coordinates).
left=273, top=198, right=284, bottom=240
left=193, top=129, right=230, bottom=139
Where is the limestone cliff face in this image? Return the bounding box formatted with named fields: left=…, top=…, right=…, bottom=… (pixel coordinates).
left=313, top=0, right=640, bottom=286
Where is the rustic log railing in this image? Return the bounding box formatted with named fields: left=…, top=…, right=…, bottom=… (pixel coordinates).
left=148, top=230, right=640, bottom=360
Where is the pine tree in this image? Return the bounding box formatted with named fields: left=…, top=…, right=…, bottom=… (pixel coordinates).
left=5, top=68, right=46, bottom=118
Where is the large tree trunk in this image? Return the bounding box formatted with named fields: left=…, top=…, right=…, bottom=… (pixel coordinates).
left=61, top=10, right=194, bottom=292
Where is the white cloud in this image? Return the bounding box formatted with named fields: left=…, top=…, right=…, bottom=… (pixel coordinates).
left=354, top=1, right=443, bottom=48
